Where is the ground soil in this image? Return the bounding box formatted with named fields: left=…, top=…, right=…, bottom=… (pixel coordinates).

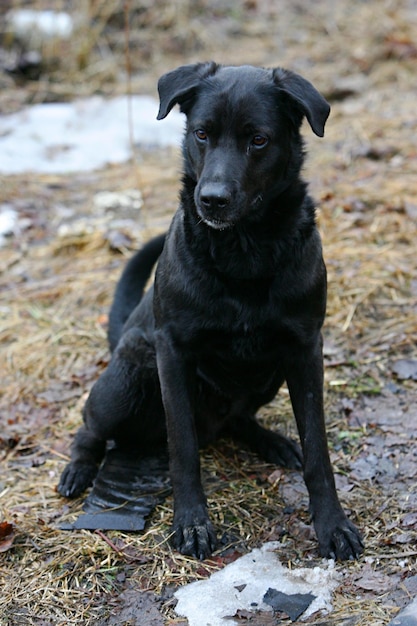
left=1, top=1, right=416, bottom=624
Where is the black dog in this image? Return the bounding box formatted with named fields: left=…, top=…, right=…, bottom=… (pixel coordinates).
left=59, top=62, right=363, bottom=561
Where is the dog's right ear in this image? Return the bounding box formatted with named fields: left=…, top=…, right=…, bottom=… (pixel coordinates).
left=157, top=62, right=218, bottom=120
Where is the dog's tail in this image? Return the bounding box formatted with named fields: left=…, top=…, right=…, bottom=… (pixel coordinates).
left=108, top=233, right=166, bottom=351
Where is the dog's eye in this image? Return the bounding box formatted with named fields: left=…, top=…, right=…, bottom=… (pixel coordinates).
left=195, top=129, right=208, bottom=142
left=251, top=135, right=268, bottom=148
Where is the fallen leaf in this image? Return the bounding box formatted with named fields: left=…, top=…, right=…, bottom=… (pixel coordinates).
left=384, top=34, right=417, bottom=60
left=352, top=564, right=398, bottom=593
left=267, top=468, right=284, bottom=485
left=228, top=608, right=277, bottom=624
left=404, top=201, right=417, bottom=220
left=350, top=455, right=379, bottom=481
left=287, top=519, right=316, bottom=542
left=0, top=522, right=15, bottom=553
left=401, top=512, right=417, bottom=528
left=102, top=589, right=164, bottom=626
left=97, top=313, right=109, bottom=326
left=391, top=532, right=414, bottom=545
left=391, top=359, right=417, bottom=381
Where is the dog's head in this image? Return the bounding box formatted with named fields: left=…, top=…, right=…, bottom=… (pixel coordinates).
left=157, top=62, right=330, bottom=231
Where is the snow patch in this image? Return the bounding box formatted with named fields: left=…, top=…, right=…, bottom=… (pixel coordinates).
left=174, top=542, right=341, bottom=626
left=5, top=9, right=74, bottom=44
left=0, top=96, right=184, bottom=174
left=0, top=205, right=19, bottom=247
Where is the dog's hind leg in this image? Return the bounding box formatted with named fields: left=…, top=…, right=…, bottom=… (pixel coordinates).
left=57, top=364, right=130, bottom=498
left=58, top=329, right=165, bottom=499
left=227, top=414, right=303, bottom=470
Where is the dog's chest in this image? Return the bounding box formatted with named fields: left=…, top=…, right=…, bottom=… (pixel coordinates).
left=201, top=293, right=288, bottom=360
left=225, top=320, right=271, bottom=357
left=197, top=323, right=283, bottom=398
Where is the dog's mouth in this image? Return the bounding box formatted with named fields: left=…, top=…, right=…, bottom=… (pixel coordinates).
left=200, top=216, right=234, bottom=231
left=195, top=202, right=235, bottom=231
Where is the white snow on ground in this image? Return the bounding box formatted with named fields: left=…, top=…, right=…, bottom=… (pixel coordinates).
left=0, top=96, right=184, bottom=175
left=174, top=542, right=341, bottom=626
left=0, top=205, right=18, bottom=246
left=5, top=9, right=74, bottom=42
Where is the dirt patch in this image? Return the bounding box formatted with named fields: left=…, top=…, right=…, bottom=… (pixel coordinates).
left=1, top=1, right=416, bottom=624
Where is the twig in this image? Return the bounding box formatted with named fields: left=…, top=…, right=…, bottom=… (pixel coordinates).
left=95, top=529, right=125, bottom=556
left=124, top=0, right=135, bottom=161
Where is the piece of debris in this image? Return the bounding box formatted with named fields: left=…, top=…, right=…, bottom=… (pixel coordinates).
left=60, top=448, right=170, bottom=532
left=263, top=588, right=317, bottom=621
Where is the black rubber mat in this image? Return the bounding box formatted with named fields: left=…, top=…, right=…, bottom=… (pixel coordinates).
left=61, top=448, right=170, bottom=532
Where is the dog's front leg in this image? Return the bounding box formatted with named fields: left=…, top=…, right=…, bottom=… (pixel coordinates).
left=155, top=330, right=217, bottom=560
left=286, top=336, right=363, bottom=560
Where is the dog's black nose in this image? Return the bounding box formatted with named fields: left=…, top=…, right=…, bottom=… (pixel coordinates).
left=199, top=183, right=231, bottom=211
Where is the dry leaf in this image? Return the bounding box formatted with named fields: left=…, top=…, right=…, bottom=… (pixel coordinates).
left=0, top=522, right=15, bottom=553
left=391, top=359, right=417, bottom=381
left=352, top=564, right=398, bottom=593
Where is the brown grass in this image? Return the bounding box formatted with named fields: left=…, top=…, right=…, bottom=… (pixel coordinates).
left=1, top=0, right=417, bottom=624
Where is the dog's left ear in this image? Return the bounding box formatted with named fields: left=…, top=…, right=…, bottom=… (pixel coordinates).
left=273, top=68, right=330, bottom=137
left=157, top=61, right=218, bottom=120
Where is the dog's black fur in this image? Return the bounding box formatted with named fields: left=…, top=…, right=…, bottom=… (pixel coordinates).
left=58, top=62, right=363, bottom=561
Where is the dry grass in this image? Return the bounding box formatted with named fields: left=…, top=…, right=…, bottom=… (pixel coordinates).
left=1, top=0, right=417, bottom=624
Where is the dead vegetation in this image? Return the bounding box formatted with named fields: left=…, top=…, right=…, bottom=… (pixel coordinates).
left=1, top=1, right=416, bottom=624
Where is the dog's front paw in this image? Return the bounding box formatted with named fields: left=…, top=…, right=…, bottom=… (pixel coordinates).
left=171, top=506, right=217, bottom=560
left=315, top=514, right=364, bottom=561
left=58, top=461, right=98, bottom=498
